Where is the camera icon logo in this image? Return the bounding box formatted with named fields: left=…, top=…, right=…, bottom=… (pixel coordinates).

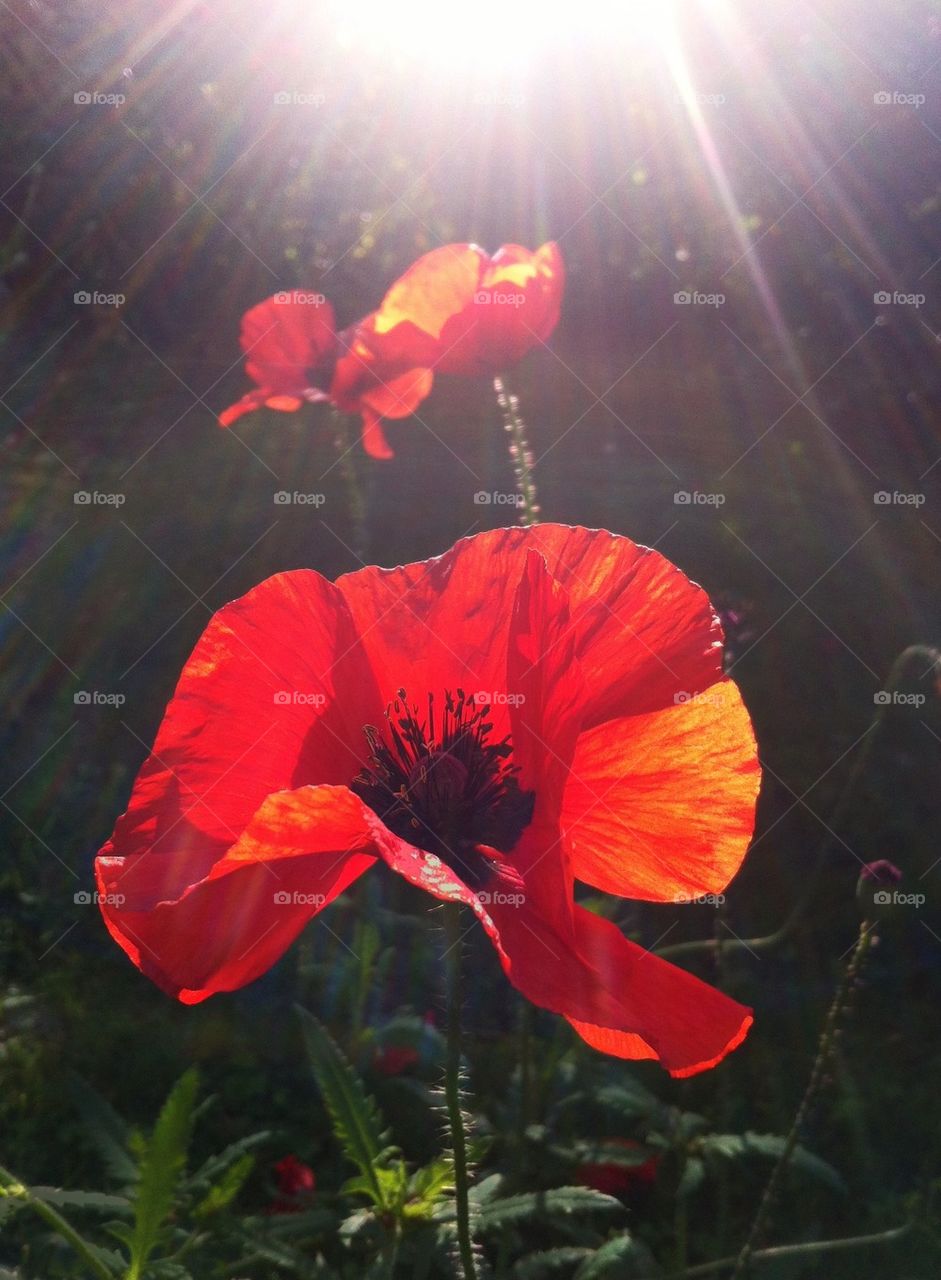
left=273, top=890, right=291, bottom=904
left=873, top=291, right=891, bottom=305
left=273, top=91, right=291, bottom=105
left=73, top=491, right=92, bottom=504
left=73, top=890, right=92, bottom=904
left=473, top=491, right=492, bottom=504
left=74, top=691, right=91, bottom=704
left=74, top=91, right=92, bottom=104
left=473, top=290, right=491, bottom=304
left=873, top=91, right=891, bottom=105
left=873, top=691, right=891, bottom=705
left=873, top=491, right=891, bottom=504
left=74, top=291, right=91, bottom=304
left=873, top=890, right=891, bottom=905
left=274, top=490, right=291, bottom=504
left=674, top=691, right=692, bottom=704
left=674, top=291, right=692, bottom=304
left=273, top=690, right=291, bottom=705
left=674, top=491, right=691, bottom=504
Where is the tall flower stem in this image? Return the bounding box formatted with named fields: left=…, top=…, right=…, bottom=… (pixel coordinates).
left=494, top=377, right=539, bottom=526
left=729, top=919, right=875, bottom=1279
left=444, top=904, right=478, bottom=1280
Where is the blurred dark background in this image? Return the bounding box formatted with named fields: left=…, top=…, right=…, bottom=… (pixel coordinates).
left=2, top=0, right=941, bottom=1271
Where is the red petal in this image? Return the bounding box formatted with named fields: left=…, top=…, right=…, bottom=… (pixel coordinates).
left=485, top=896, right=752, bottom=1076
left=99, top=570, right=381, bottom=886
left=563, top=684, right=759, bottom=901
left=97, top=786, right=380, bottom=1002
left=241, top=293, right=337, bottom=396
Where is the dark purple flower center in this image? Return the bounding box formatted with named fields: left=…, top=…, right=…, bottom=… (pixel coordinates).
left=351, top=689, right=534, bottom=887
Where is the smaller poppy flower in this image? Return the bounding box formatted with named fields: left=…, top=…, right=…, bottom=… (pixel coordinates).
left=219, top=242, right=563, bottom=458
left=269, top=1154, right=316, bottom=1214
left=365, top=241, right=564, bottom=378
left=576, top=1139, right=660, bottom=1198
left=374, top=1044, right=421, bottom=1076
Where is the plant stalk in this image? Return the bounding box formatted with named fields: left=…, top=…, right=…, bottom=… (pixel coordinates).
left=444, top=904, right=478, bottom=1280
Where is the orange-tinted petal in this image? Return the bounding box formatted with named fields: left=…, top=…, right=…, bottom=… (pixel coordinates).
left=563, top=684, right=759, bottom=901
left=485, top=895, right=752, bottom=1076
left=241, top=292, right=337, bottom=395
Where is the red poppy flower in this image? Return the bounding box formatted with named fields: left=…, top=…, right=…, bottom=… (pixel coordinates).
left=218, top=243, right=563, bottom=459
left=362, top=241, right=564, bottom=378
left=576, top=1140, right=660, bottom=1198
left=95, top=525, right=759, bottom=1077
left=269, top=1155, right=316, bottom=1213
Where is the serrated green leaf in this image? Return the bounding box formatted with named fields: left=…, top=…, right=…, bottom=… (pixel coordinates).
left=406, top=1157, right=455, bottom=1215
left=296, top=1005, right=394, bottom=1209
left=514, top=1246, right=593, bottom=1277
left=193, top=1153, right=254, bottom=1219
left=185, top=1130, right=270, bottom=1193
left=126, top=1068, right=199, bottom=1280
left=700, top=1132, right=845, bottom=1193
left=29, top=1186, right=131, bottom=1214
left=478, top=1187, right=624, bottom=1234
left=68, top=1074, right=137, bottom=1186
left=575, top=1233, right=659, bottom=1278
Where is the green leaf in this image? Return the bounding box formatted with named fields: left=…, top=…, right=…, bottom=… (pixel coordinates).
left=296, top=1006, right=394, bottom=1208
left=406, top=1158, right=455, bottom=1216
left=575, top=1234, right=660, bottom=1277
left=700, top=1133, right=845, bottom=1194
left=125, top=1068, right=200, bottom=1280
left=514, top=1246, right=593, bottom=1277
left=677, top=1157, right=706, bottom=1200
left=29, top=1187, right=131, bottom=1214
left=478, top=1187, right=625, bottom=1234
left=68, top=1074, right=138, bottom=1186
left=192, top=1153, right=255, bottom=1220
left=185, top=1130, right=271, bottom=1193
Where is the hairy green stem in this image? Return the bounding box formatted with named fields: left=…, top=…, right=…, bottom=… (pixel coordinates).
left=729, top=920, right=874, bottom=1279
left=444, top=905, right=478, bottom=1279
left=494, top=376, right=539, bottom=526
left=0, top=1164, right=114, bottom=1280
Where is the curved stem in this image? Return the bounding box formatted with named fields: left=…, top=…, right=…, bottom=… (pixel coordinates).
left=653, top=1218, right=911, bottom=1279
left=494, top=377, right=539, bottom=526
left=0, top=1164, right=114, bottom=1280
left=444, top=905, right=478, bottom=1280
left=729, top=920, right=875, bottom=1279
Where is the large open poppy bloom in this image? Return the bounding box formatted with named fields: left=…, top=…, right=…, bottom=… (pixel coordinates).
left=96, top=525, right=759, bottom=1076
left=218, top=242, right=563, bottom=459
